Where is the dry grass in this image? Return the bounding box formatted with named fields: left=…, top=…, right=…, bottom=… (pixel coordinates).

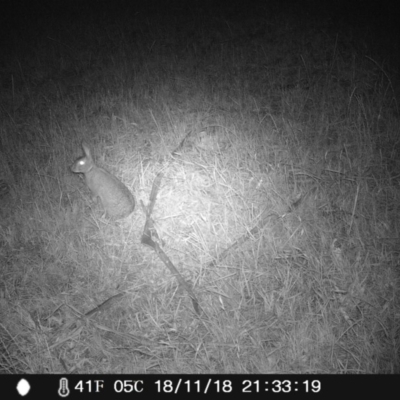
left=0, top=0, right=399, bottom=373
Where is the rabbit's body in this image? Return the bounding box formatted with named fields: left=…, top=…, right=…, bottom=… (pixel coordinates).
left=71, top=143, right=135, bottom=219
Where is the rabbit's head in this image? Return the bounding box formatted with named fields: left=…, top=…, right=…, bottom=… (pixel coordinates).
left=70, top=142, right=95, bottom=174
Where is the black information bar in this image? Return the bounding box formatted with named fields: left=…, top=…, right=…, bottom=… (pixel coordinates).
left=3, top=375, right=397, bottom=398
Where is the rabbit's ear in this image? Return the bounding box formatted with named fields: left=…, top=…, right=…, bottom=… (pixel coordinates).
left=81, top=142, right=92, bottom=159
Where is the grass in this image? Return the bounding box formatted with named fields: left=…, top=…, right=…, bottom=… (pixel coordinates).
left=0, top=0, right=399, bottom=373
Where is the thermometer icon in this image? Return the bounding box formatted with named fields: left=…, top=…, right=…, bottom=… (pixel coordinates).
left=58, top=378, right=70, bottom=397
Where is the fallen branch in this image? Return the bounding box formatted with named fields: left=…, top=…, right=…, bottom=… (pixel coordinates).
left=141, top=172, right=201, bottom=315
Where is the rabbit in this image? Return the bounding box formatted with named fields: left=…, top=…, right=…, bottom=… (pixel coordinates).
left=71, top=142, right=135, bottom=219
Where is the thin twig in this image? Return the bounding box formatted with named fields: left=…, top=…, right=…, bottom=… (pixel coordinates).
left=140, top=173, right=201, bottom=315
